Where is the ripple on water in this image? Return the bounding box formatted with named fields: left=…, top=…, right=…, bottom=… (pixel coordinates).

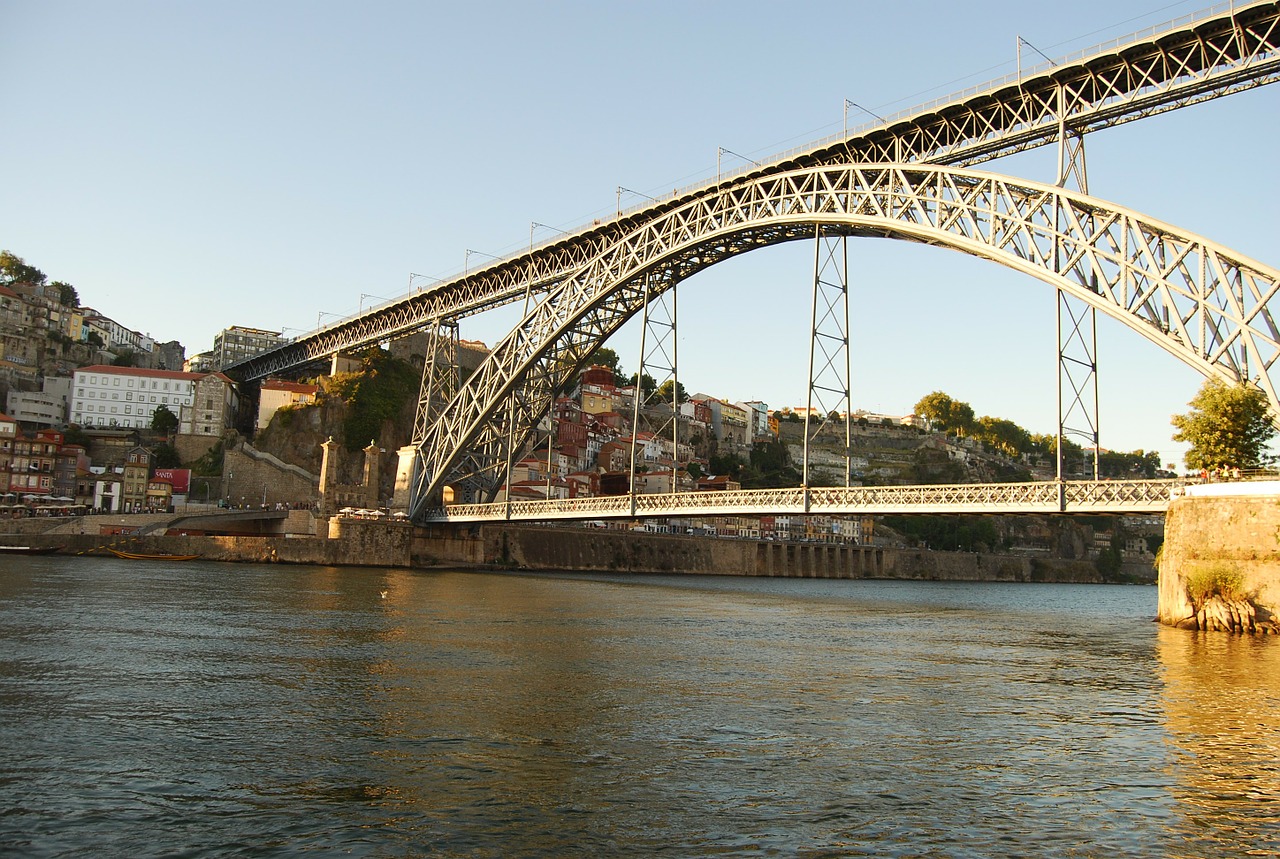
left=2, top=564, right=1278, bottom=856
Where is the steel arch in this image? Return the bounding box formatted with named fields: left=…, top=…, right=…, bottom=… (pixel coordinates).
left=228, top=1, right=1280, bottom=385
left=408, top=163, right=1280, bottom=518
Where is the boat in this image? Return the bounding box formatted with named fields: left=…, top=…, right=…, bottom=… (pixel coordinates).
left=106, top=548, right=200, bottom=561
left=0, top=545, right=60, bottom=555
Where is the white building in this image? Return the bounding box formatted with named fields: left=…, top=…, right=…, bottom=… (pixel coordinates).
left=6, top=377, right=73, bottom=428
left=70, top=365, right=198, bottom=430
left=256, top=379, right=319, bottom=431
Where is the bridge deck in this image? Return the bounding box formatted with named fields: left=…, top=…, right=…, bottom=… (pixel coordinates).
left=425, top=479, right=1195, bottom=523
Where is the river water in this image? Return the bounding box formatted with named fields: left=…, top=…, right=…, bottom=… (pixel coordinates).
left=1, top=557, right=1277, bottom=857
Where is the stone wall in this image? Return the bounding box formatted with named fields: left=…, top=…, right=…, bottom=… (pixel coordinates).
left=411, top=523, right=1105, bottom=583
left=1158, top=483, right=1280, bottom=632
left=224, top=440, right=319, bottom=507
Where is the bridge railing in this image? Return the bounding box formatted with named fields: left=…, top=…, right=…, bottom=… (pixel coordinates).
left=420, top=479, right=1198, bottom=523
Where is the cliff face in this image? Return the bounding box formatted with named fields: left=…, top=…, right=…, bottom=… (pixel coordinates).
left=1159, top=485, right=1280, bottom=633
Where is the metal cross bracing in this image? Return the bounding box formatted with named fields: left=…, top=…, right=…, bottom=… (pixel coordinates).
left=406, top=162, right=1280, bottom=519
left=423, top=478, right=1197, bottom=523
left=226, top=1, right=1279, bottom=385
left=803, top=229, right=852, bottom=494
left=628, top=279, right=680, bottom=513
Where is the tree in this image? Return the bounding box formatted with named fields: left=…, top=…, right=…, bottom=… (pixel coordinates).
left=654, top=379, right=688, bottom=404
left=914, top=391, right=975, bottom=436
left=1172, top=378, right=1276, bottom=471
left=153, top=443, right=182, bottom=469
left=0, top=250, right=46, bottom=287
left=50, top=280, right=79, bottom=308
left=151, top=404, right=179, bottom=437
left=625, top=371, right=657, bottom=402
left=586, top=346, right=624, bottom=383
left=974, top=416, right=1031, bottom=457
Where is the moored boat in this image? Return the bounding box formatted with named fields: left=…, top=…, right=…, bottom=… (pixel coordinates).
left=0, top=545, right=60, bottom=555
left=106, top=548, right=200, bottom=561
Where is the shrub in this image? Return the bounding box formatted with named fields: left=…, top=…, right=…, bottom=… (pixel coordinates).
left=1185, top=562, right=1248, bottom=608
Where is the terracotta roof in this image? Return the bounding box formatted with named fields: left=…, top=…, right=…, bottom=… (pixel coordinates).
left=262, top=379, right=319, bottom=394
left=74, top=364, right=201, bottom=381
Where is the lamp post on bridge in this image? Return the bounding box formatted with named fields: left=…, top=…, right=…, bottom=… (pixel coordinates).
left=616, top=187, right=658, bottom=216
left=465, top=248, right=500, bottom=275
left=408, top=272, right=443, bottom=297
left=716, top=147, right=760, bottom=182
left=530, top=221, right=569, bottom=253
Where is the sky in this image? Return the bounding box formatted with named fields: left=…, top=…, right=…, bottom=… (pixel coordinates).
left=2, top=0, right=1277, bottom=469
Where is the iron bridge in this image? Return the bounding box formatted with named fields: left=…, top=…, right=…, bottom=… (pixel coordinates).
left=426, top=479, right=1196, bottom=523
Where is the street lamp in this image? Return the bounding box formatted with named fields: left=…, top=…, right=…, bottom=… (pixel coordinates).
left=716, top=147, right=760, bottom=181
left=408, top=272, right=443, bottom=296
left=616, top=186, right=658, bottom=216
left=465, top=248, right=500, bottom=275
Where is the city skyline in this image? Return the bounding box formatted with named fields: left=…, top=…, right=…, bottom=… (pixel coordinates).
left=2, top=0, right=1276, bottom=468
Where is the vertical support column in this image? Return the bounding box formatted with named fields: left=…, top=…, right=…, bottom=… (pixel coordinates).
left=804, top=226, right=853, bottom=512
left=1054, top=82, right=1100, bottom=482
left=630, top=272, right=678, bottom=513
left=400, top=320, right=459, bottom=516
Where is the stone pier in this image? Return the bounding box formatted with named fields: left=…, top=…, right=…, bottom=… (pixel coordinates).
left=1158, top=482, right=1280, bottom=633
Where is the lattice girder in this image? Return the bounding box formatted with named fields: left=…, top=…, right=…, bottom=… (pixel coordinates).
left=406, top=163, right=1280, bottom=518
left=426, top=478, right=1195, bottom=522
left=228, top=2, right=1279, bottom=386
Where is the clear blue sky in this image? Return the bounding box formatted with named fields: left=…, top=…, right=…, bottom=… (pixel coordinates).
left=2, top=1, right=1276, bottom=468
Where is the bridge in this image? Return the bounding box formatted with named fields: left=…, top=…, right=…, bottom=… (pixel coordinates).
left=427, top=479, right=1196, bottom=524
left=226, top=2, right=1279, bottom=525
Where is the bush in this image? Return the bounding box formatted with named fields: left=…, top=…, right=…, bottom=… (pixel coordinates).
left=1185, top=563, right=1247, bottom=608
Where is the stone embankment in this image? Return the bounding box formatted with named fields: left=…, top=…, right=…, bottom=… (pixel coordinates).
left=415, top=523, right=1104, bottom=583
left=4, top=514, right=1109, bottom=584
left=1158, top=482, right=1280, bottom=634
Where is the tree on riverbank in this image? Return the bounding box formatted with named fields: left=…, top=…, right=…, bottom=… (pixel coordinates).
left=1171, top=378, right=1276, bottom=471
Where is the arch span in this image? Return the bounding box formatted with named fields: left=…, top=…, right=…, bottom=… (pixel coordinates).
left=409, top=164, right=1280, bottom=516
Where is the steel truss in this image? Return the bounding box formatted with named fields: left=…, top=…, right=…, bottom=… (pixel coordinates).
left=425, top=478, right=1195, bottom=523
left=803, top=229, right=852, bottom=494
left=406, top=163, right=1280, bottom=519
left=1054, top=126, right=1101, bottom=480
left=228, top=2, right=1279, bottom=385
left=629, top=279, right=679, bottom=512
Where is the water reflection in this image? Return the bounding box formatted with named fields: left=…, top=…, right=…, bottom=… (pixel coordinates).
left=6, top=561, right=1280, bottom=857
left=1157, top=627, right=1280, bottom=855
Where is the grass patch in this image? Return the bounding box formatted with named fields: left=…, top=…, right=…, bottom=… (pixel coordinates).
left=1185, top=562, right=1248, bottom=609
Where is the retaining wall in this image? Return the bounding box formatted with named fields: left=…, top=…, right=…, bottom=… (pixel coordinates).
left=1158, top=483, right=1280, bottom=629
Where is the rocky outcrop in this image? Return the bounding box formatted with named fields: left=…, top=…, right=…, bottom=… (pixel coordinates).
left=1171, top=595, right=1280, bottom=634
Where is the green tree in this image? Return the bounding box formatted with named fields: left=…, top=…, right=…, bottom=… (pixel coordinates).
left=914, top=391, right=975, bottom=436
left=625, top=371, right=657, bottom=402
left=586, top=346, right=624, bottom=383
left=654, top=379, right=688, bottom=404
left=50, top=280, right=79, bottom=307
left=0, top=250, right=46, bottom=286
left=151, top=404, right=179, bottom=437
left=974, top=416, right=1031, bottom=457
left=1171, top=378, right=1276, bottom=471
left=153, top=442, right=181, bottom=468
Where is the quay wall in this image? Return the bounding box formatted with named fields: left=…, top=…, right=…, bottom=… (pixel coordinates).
left=7, top=517, right=1101, bottom=583
left=413, top=523, right=1102, bottom=583
left=1158, top=483, right=1280, bottom=631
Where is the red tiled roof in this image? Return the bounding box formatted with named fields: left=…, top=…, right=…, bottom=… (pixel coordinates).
left=262, top=379, right=320, bottom=394
left=74, top=364, right=202, bottom=381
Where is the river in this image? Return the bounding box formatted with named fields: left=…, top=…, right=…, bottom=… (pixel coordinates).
left=1, top=557, right=1277, bottom=857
